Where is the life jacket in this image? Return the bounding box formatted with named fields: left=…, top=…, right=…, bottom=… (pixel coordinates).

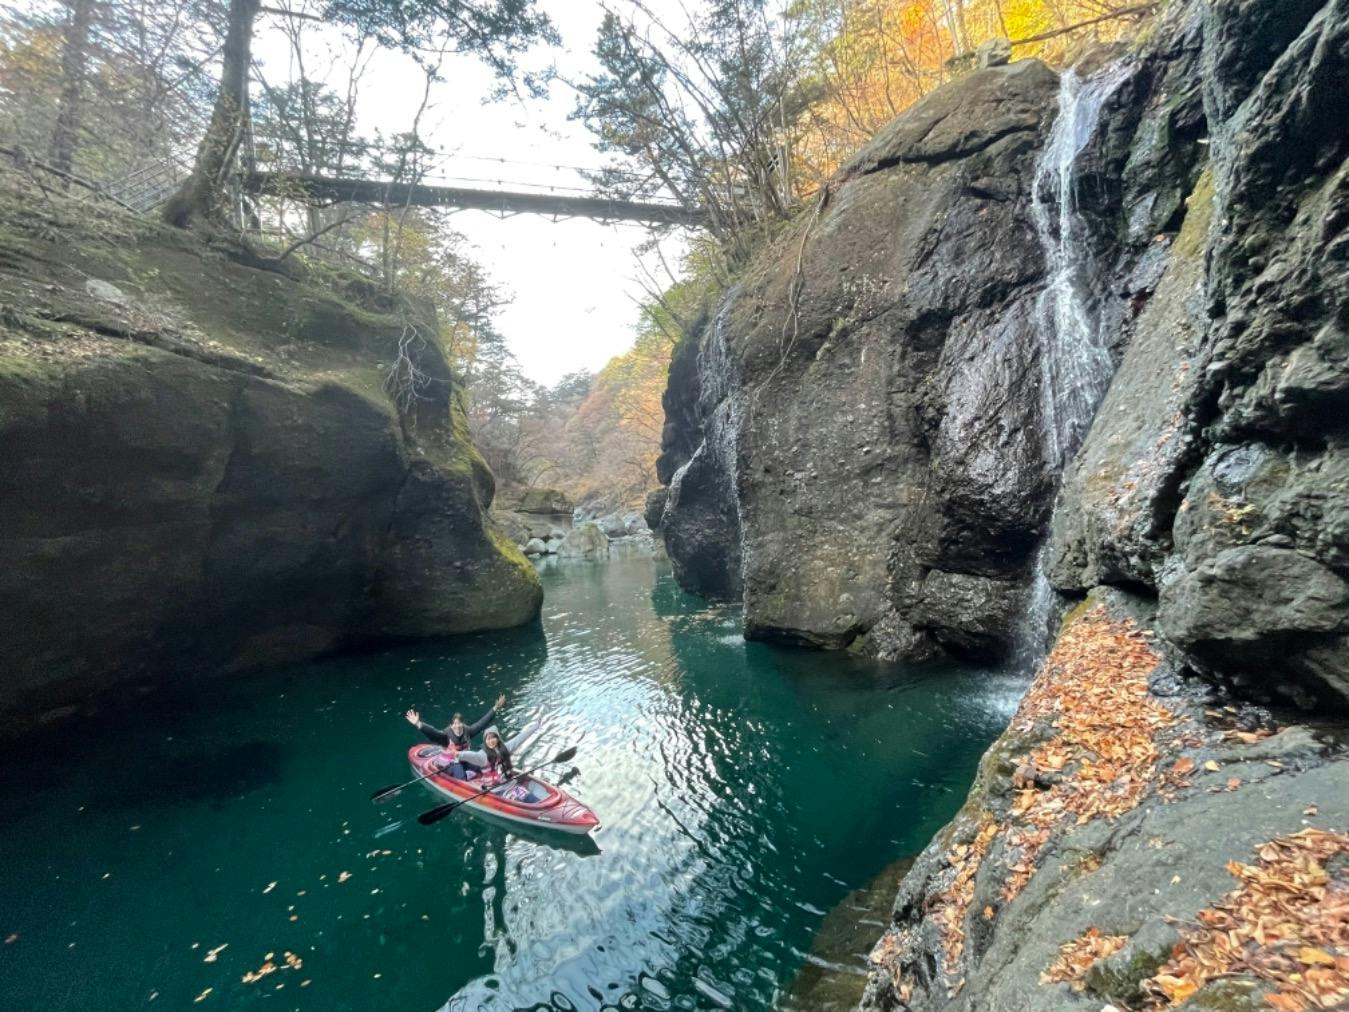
left=483, top=740, right=513, bottom=777
left=444, top=726, right=471, bottom=751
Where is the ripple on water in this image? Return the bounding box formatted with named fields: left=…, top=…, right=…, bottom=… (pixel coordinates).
left=0, top=559, right=1018, bottom=1011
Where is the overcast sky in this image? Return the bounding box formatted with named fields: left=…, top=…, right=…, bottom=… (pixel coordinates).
left=254, top=2, right=690, bottom=385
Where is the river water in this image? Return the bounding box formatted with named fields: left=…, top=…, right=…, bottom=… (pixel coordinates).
left=0, top=558, right=1021, bottom=1010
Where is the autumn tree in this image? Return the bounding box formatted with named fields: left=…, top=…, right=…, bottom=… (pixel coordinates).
left=0, top=0, right=216, bottom=181
left=573, top=1, right=807, bottom=264
left=163, top=0, right=557, bottom=228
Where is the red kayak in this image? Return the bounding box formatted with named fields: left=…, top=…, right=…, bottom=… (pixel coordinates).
left=408, top=745, right=600, bottom=836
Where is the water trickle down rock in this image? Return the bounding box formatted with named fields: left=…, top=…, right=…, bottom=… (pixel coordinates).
left=657, top=60, right=1066, bottom=658
left=1015, top=60, right=1136, bottom=665
left=661, top=300, right=747, bottom=600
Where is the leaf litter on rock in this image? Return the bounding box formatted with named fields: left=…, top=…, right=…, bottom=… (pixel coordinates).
left=1141, top=828, right=1349, bottom=1009
left=1041, top=927, right=1129, bottom=990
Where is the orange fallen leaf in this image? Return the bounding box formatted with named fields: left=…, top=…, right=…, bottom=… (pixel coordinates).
left=1298, top=947, right=1336, bottom=967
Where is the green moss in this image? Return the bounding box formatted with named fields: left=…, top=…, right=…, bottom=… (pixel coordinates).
left=1058, top=598, right=1095, bottom=635
left=487, top=527, right=536, bottom=581
left=1172, top=167, right=1215, bottom=259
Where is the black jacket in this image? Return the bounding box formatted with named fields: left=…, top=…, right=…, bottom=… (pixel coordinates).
left=416, top=706, right=495, bottom=751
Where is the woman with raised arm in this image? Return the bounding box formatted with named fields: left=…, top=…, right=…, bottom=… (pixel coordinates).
left=456, top=720, right=544, bottom=786
left=403, top=693, right=506, bottom=779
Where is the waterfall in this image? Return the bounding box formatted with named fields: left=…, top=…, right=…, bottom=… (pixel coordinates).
left=1015, top=61, right=1133, bottom=666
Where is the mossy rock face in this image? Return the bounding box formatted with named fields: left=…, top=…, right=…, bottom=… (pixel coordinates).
left=0, top=176, right=540, bottom=718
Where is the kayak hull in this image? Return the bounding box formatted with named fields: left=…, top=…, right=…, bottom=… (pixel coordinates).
left=408, top=745, right=599, bottom=836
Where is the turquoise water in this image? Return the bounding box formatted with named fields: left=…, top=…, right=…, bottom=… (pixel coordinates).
left=0, top=558, right=1021, bottom=1010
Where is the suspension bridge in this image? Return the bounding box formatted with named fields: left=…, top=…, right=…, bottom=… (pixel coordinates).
left=241, top=170, right=706, bottom=227
left=82, top=148, right=708, bottom=228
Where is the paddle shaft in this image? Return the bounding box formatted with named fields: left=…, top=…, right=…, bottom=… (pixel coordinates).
left=370, top=757, right=465, bottom=803
left=417, top=746, right=577, bottom=826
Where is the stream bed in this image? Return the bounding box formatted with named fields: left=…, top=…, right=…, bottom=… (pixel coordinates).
left=0, top=558, right=1022, bottom=1010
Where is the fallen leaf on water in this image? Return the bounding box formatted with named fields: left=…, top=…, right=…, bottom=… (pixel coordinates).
left=1172, top=757, right=1196, bottom=776
left=4, top=933, right=17, bottom=944
left=262, top=882, right=277, bottom=894
left=203, top=943, right=227, bottom=963
left=337, top=871, right=351, bottom=883
left=1303, top=805, right=1318, bottom=817
left=1225, top=777, right=1241, bottom=791
left=1202, top=760, right=1220, bottom=772
left=193, top=988, right=212, bottom=1003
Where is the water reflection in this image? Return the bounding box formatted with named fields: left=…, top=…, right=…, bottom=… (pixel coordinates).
left=0, top=559, right=1018, bottom=1011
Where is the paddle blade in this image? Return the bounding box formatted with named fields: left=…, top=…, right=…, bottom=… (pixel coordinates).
left=417, top=801, right=460, bottom=826
left=370, top=784, right=404, bottom=803
left=552, top=746, right=577, bottom=764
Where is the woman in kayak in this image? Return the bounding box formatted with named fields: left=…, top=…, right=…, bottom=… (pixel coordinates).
left=457, top=720, right=543, bottom=786
left=404, top=693, right=505, bottom=779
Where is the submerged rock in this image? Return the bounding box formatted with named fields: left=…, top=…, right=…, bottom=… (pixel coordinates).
left=0, top=180, right=540, bottom=718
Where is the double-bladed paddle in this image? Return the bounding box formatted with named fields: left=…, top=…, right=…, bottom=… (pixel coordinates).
left=370, top=761, right=458, bottom=804
left=416, top=745, right=578, bottom=826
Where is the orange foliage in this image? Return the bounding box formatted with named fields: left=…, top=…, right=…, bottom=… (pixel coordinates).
left=790, top=0, right=1151, bottom=190
left=1142, top=829, right=1349, bottom=1010
left=1000, top=608, right=1172, bottom=900
left=931, top=813, right=1000, bottom=973
left=1041, top=927, right=1129, bottom=990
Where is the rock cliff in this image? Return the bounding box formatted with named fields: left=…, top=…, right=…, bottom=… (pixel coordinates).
left=651, top=0, right=1349, bottom=1006
left=654, top=0, right=1348, bottom=698
left=0, top=178, right=541, bottom=719
left=654, top=57, right=1127, bottom=658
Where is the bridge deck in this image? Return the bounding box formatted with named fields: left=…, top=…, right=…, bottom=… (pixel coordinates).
left=243, top=171, right=705, bottom=227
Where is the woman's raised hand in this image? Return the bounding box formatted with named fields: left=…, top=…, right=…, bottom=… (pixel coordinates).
left=405, top=708, right=420, bottom=726
left=495, top=693, right=506, bottom=709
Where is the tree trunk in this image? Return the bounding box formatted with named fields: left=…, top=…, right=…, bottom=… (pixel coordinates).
left=162, top=0, right=260, bottom=228
left=48, top=0, right=95, bottom=184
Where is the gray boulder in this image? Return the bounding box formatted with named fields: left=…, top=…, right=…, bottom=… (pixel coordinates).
left=557, top=523, right=609, bottom=560
left=596, top=512, right=630, bottom=538
left=522, top=538, right=547, bottom=557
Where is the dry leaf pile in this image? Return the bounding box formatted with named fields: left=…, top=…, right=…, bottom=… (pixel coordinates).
left=931, top=815, right=999, bottom=973
left=916, top=610, right=1178, bottom=988
left=1001, top=609, right=1173, bottom=900
left=1142, top=828, right=1349, bottom=1009
left=1040, top=927, right=1129, bottom=990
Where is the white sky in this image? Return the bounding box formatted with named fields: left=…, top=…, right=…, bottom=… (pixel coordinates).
left=254, top=2, right=690, bottom=385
